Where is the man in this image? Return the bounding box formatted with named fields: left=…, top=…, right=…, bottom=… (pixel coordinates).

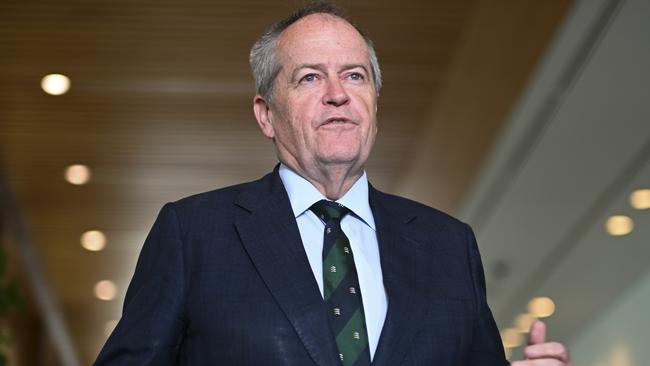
left=95, top=3, right=571, bottom=365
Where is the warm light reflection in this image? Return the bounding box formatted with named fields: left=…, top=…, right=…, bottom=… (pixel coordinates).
left=501, top=328, right=523, bottom=348
left=104, top=319, right=119, bottom=337
left=515, top=313, right=536, bottom=333
left=606, top=215, right=634, bottom=236
left=528, top=297, right=555, bottom=318
left=81, top=230, right=106, bottom=251
left=41, top=73, right=70, bottom=95
left=64, top=164, right=91, bottom=185
left=610, top=343, right=632, bottom=366
left=504, top=346, right=512, bottom=359
left=630, top=189, right=650, bottom=210
left=94, top=280, right=117, bottom=301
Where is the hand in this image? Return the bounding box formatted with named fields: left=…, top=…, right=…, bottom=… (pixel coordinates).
left=510, top=320, right=571, bottom=366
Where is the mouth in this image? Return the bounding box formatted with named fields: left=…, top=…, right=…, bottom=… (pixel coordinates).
left=318, top=117, right=357, bottom=127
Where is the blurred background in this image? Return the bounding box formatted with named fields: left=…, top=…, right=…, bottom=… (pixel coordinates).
left=1, top=0, right=648, bottom=364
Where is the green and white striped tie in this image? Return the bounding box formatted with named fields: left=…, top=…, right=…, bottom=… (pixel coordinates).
left=310, top=200, right=370, bottom=366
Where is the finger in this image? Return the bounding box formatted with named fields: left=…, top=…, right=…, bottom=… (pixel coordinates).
left=523, top=342, right=570, bottom=362
left=528, top=320, right=546, bottom=345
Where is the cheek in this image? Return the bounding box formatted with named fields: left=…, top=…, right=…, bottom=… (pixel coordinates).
left=288, top=103, right=317, bottom=142
left=369, top=124, right=378, bottom=142
left=270, top=106, right=298, bottom=140
left=277, top=114, right=310, bottom=151
left=355, top=93, right=377, bottom=122
left=363, top=126, right=377, bottom=154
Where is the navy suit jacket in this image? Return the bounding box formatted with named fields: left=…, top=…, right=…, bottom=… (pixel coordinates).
left=94, top=168, right=508, bottom=365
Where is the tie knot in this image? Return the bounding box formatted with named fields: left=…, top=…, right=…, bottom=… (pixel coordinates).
left=310, top=200, right=349, bottom=222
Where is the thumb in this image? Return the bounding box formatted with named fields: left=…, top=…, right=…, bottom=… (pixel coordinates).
left=528, top=320, right=546, bottom=345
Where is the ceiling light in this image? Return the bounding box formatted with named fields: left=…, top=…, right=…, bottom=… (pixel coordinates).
left=94, top=280, right=117, bottom=301
left=606, top=215, right=634, bottom=236
left=528, top=297, right=555, bottom=318
left=514, top=313, right=536, bottom=333
left=630, top=189, right=650, bottom=210
left=104, top=319, right=119, bottom=337
left=41, top=73, right=70, bottom=95
left=501, top=328, right=523, bottom=348
left=80, top=230, right=106, bottom=252
left=64, top=164, right=91, bottom=185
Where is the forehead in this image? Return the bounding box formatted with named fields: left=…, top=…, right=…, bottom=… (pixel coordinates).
left=276, top=14, right=370, bottom=68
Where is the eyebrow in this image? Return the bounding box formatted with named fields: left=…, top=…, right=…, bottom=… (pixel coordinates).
left=290, top=63, right=370, bottom=82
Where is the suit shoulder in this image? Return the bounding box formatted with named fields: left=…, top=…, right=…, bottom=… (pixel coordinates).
left=372, top=189, right=468, bottom=231
left=161, top=172, right=273, bottom=225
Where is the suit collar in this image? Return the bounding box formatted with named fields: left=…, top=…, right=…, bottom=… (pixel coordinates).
left=233, top=167, right=341, bottom=366
left=369, top=185, right=433, bottom=366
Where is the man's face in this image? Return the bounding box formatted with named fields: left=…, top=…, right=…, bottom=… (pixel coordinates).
left=255, top=14, right=378, bottom=175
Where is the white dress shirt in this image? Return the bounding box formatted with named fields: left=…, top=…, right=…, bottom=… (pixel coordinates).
left=278, top=164, right=388, bottom=360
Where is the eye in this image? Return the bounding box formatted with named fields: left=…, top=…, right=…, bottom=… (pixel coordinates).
left=300, top=73, right=318, bottom=83
left=348, top=72, right=365, bottom=81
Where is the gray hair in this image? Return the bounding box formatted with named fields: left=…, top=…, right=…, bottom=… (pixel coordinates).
left=249, top=2, right=382, bottom=103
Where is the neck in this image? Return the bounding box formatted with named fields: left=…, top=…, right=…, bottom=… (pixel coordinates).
left=282, top=159, right=363, bottom=200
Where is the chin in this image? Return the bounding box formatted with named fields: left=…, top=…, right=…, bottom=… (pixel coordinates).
left=317, top=151, right=361, bottom=166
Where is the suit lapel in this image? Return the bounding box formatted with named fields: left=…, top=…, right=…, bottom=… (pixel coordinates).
left=370, top=188, right=431, bottom=366
left=233, top=170, right=340, bottom=366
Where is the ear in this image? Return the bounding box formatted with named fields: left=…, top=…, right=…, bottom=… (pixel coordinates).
left=253, top=95, right=275, bottom=139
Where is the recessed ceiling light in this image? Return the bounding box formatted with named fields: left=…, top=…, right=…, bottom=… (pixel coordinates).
left=528, top=297, right=555, bottom=318
left=501, top=328, right=523, bottom=348
left=104, top=319, right=119, bottom=337
left=94, top=280, right=117, bottom=301
left=606, top=215, right=634, bottom=236
left=41, top=73, right=70, bottom=95
left=630, top=189, right=650, bottom=210
left=81, top=230, right=106, bottom=252
left=64, top=164, right=91, bottom=185
left=514, top=313, right=536, bottom=333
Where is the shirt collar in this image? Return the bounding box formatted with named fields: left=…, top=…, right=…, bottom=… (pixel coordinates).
left=278, top=163, right=376, bottom=230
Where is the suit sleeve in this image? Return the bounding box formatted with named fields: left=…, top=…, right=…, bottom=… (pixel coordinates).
left=94, top=203, right=186, bottom=365
left=464, top=223, right=510, bottom=366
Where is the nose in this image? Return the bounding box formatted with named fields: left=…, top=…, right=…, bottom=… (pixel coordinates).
left=322, top=78, right=350, bottom=107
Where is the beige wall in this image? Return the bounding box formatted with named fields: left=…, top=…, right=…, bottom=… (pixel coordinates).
left=569, top=267, right=650, bottom=366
